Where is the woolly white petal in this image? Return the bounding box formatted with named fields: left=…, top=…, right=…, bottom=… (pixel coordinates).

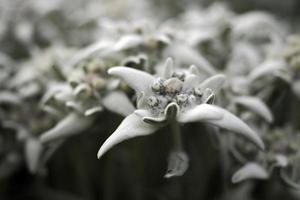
left=0, top=91, right=21, bottom=105
left=108, top=66, right=155, bottom=94
left=163, top=57, right=174, bottom=79
left=199, top=74, right=227, bottom=93
left=248, top=60, right=287, bottom=81
left=25, top=138, right=43, bottom=173
left=102, top=91, right=135, bottom=117
left=233, top=96, right=273, bottom=123
left=179, top=104, right=223, bottom=122
left=84, top=106, right=103, bottom=116
left=179, top=104, right=264, bottom=150
left=164, top=151, right=189, bottom=178
left=113, top=34, right=143, bottom=51
left=232, top=163, right=269, bottom=183
left=182, top=74, right=200, bottom=90
left=165, top=44, right=217, bottom=75
left=164, top=102, right=180, bottom=120
left=40, top=114, right=92, bottom=143
left=97, top=112, right=159, bottom=159
left=66, top=40, right=113, bottom=68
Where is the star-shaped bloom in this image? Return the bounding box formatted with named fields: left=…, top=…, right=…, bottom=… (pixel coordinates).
left=39, top=57, right=135, bottom=144
left=231, top=127, right=300, bottom=189
left=97, top=58, right=264, bottom=177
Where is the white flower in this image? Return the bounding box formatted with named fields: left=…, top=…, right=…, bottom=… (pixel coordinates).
left=97, top=58, right=265, bottom=176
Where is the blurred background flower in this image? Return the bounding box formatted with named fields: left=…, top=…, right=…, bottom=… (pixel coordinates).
left=1, top=0, right=300, bottom=200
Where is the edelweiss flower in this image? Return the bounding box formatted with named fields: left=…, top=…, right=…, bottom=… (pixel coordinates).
left=39, top=57, right=135, bottom=144
left=231, top=127, right=300, bottom=189
left=97, top=58, right=265, bottom=177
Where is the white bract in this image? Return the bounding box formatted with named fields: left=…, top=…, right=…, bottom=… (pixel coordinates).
left=97, top=58, right=265, bottom=177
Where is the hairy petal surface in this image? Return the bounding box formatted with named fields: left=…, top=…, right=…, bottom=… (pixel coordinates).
left=97, top=112, right=159, bottom=159
left=113, top=34, right=143, bottom=51
left=84, top=106, right=103, bottom=116
left=25, top=138, right=43, bottom=173
left=248, top=60, right=287, bottom=81
left=164, top=151, right=189, bottom=178
left=165, top=44, right=217, bottom=75
left=163, top=57, right=174, bottom=79
left=179, top=104, right=265, bottom=150
left=182, top=74, right=200, bottom=90
left=179, top=104, right=223, bottom=122
left=102, top=91, right=135, bottom=117
left=108, top=67, right=155, bottom=94
left=0, top=91, right=22, bottom=105
left=164, top=102, right=179, bottom=121
left=199, top=74, right=227, bottom=93
left=232, top=163, right=269, bottom=183
left=40, top=113, right=92, bottom=143
left=142, top=116, right=167, bottom=126
left=233, top=96, right=273, bottom=122
left=66, top=40, right=113, bottom=69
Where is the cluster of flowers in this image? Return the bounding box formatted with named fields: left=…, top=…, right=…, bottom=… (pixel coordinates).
left=1, top=1, right=300, bottom=189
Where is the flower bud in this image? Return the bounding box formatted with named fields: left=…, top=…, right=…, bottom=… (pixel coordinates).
left=147, top=96, right=159, bottom=107
left=163, top=78, right=183, bottom=94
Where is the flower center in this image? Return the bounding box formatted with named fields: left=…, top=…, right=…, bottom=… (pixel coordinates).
left=147, top=76, right=210, bottom=114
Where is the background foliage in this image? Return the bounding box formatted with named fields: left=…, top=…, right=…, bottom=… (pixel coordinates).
left=1, top=0, right=300, bottom=200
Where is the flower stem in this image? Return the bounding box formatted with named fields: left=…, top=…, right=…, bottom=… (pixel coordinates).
left=169, top=120, right=183, bottom=151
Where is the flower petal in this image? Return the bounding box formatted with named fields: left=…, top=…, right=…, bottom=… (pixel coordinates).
left=97, top=112, right=159, bottom=159
left=179, top=104, right=265, bottom=150
left=113, top=34, right=143, bottom=51
left=163, top=57, right=174, bottom=79
left=134, top=109, right=152, bottom=117
left=25, top=138, right=43, bottom=173
left=164, top=102, right=179, bottom=121
left=232, top=163, right=269, bottom=183
left=66, top=40, right=113, bottom=68
left=182, top=74, right=200, bottom=90
left=165, top=44, right=217, bottom=75
left=142, top=116, right=167, bottom=126
left=204, top=93, right=215, bottom=104
left=279, top=168, right=300, bottom=190
left=179, top=104, right=223, bottom=122
left=40, top=114, right=92, bottom=143
left=188, top=65, right=200, bottom=75
left=84, top=106, right=103, bottom=116
left=102, top=91, right=135, bottom=117
left=164, top=151, right=189, bottom=178
left=108, top=66, right=155, bottom=94
left=199, top=74, right=227, bottom=94
left=274, top=154, right=288, bottom=168
left=248, top=60, right=287, bottom=82
left=233, top=96, right=273, bottom=123
left=45, top=83, right=73, bottom=103
left=0, top=91, right=22, bottom=105
left=136, top=92, right=148, bottom=109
